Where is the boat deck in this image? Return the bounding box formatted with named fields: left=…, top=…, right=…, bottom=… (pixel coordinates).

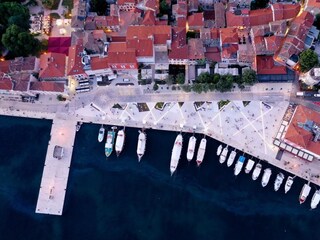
left=35, top=117, right=77, bottom=215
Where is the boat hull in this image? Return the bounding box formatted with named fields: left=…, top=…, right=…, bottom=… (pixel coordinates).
left=98, top=127, right=105, bottom=142
left=299, top=184, right=311, bottom=204
left=137, top=131, right=146, bottom=162
left=187, top=136, right=196, bottom=161
left=261, top=168, right=272, bottom=187
left=115, top=130, right=125, bottom=156
left=252, top=164, right=262, bottom=181
left=226, top=151, right=236, bottom=167
left=105, top=130, right=115, bottom=157
left=196, top=138, right=207, bottom=167
left=170, top=134, right=183, bottom=175
left=311, top=190, right=320, bottom=209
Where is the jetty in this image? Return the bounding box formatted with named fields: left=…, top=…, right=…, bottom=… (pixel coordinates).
left=35, top=117, right=77, bottom=215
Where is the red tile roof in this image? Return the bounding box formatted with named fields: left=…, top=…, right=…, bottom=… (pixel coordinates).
left=67, top=44, right=85, bottom=76
left=168, top=41, right=188, bottom=60
left=265, top=35, right=284, bottom=53
left=117, top=0, right=135, bottom=4
left=48, top=37, right=71, bottom=55
left=249, top=8, right=273, bottom=26
left=284, top=105, right=320, bottom=156
left=0, top=72, right=12, bottom=90
left=221, top=44, right=238, bottom=59
left=188, top=38, right=204, bottom=60
left=177, top=17, right=187, bottom=27
left=255, top=56, right=287, bottom=74
left=126, top=25, right=171, bottom=45
left=142, top=10, right=156, bottom=26
left=214, top=2, right=226, bottom=28
left=39, top=52, right=66, bottom=79
left=205, top=47, right=221, bottom=62
left=175, top=0, right=187, bottom=17
left=226, top=11, right=250, bottom=27
left=107, top=42, right=138, bottom=64
left=10, top=73, right=30, bottom=91
left=30, top=82, right=65, bottom=92
left=0, top=60, right=10, bottom=74
left=95, top=16, right=119, bottom=28
left=90, top=56, right=109, bottom=70
left=220, top=27, right=238, bottom=44
left=188, top=12, right=204, bottom=27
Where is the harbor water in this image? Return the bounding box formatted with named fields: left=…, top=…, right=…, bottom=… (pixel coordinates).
left=0, top=115, right=319, bottom=240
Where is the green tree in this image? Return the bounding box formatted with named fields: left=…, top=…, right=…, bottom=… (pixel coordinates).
left=313, top=13, right=320, bottom=30
left=153, top=82, right=159, bottom=91
left=165, top=75, right=174, bottom=85
left=242, top=69, right=257, bottom=85
left=250, top=0, right=269, bottom=10
left=215, top=74, right=234, bottom=92
left=2, top=25, right=41, bottom=57
left=192, top=83, right=203, bottom=93
left=299, top=49, right=319, bottom=73
left=181, top=84, right=192, bottom=92
left=90, top=0, right=107, bottom=15
left=196, top=72, right=211, bottom=83
left=0, top=2, right=30, bottom=28
left=159, top=0, right=169, bottom=15
left=176, top=73, right=185, bottom=84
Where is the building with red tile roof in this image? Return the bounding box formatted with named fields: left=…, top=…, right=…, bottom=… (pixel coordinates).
left=94, top=16, right=120, bottom=32
left=172, top=0, right=188, bottom=18
left=142, top=10, right=156, bottom=25
left=187, top=12, right=204, bottom=30
left=67, top=43, right=86, bottom=76
left=107, top=42, right=138, bottom=69
left=90, top=56, right=109, bottom=70
left=271, top=3, right=300, bottom=21
left=188, top=38, right=205, bottom=60
left=254, top=56, right=287, bottom=75
left=275, top=11, right=314, bottom=68
left=283, top=105, right=320, bottom=159
left=117, top=0, right=136, bottom=11
left=221, top=44, right=238, bottom=62
left=126, top=25, right=171, bottom=45
left=220, top=27, right=238, bottom=44
left=214, top=2, right=226, bottom=28
left=0, top=72, right=12, bottom=91
left=305, top=0, right=320, bottom=15
left=0, top=60, right=10, bottom=73
left=249, top=8, right=273, bottom=26
left=39, top=52, right=66, bottom=80
left=30, top=82, right=65, bottom=93
left=10, top=73, right=31, bottom=92
left=205, top=47, right=221, bottom=62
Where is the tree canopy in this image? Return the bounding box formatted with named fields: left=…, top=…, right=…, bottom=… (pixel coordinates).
left=176, top=73, right=185, bottom=84
left=242, top=69, right=257, bottom=85
left=90, top=0, right=107, bottom=16
left=250, top=0, right=269, bottom=10
left=299, top=49, right=319, bottom=73
left=2, top=25, right=41, bottom=57
left=0, top=2, right=30, bottom=29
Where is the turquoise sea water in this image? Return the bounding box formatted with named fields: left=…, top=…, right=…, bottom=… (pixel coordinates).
left=0, top=116, right=320, bottom=240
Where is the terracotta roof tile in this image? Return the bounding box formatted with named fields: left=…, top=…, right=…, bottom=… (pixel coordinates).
left=142, top=10, right=156, bottom=26
left=188, top=38, right=204, bottom=59
left=0, top=72, right=12, bottom=90
left=220, top=27, right=238, bottom=44
left=90, top=56, right=109, bottom=70
left=188, top=12, right=204, bottom=27
left=255, top=56, right=287, bottom=74
left=30, top=82, right=65, bottom=92
left=67, top=43, right=85, bottom=76
left=126, top=25, right=171, bottom=45
left=39, top=52, right=66, bottom=79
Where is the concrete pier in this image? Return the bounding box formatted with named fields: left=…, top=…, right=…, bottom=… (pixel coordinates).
left=35, top=117, right=77, bottom=215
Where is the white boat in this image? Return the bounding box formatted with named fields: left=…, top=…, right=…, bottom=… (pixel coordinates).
left=311, top=190, right=320, bottom=209
left=252, top=163, right=262, bottom=181
left=196, top=138, right=207, bottom=167
left=226, top=150, right=236, bottom=167
left=115, top=129, right=125, bottom=157
left=219, top=146, right=229, bottom=164
left=170, top=134, right=183, bottom=176
left=137, top=131, right=146, bottom=162
left=274, top=173, right=285, bottom=191
left=284, top=176, right=294, bottom=194
left=261, top=168, right=272, bottom=187
left=98, top=125, right=105, bottom=142
left=186, top=136, right=197, bottom=161
left=234, top=156, right=245, bottom=176
left=244, top=159, right=255, bottom=174
left=299, top=183, right=311, bottom=204
left=216, top=145, right=222, bottom=156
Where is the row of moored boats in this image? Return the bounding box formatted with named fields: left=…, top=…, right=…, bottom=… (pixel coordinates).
left=98, top=125, right=147, bottom=161
left=216, top=144, right=320, bottom=209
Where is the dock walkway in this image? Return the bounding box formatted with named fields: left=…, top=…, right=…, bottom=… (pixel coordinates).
left=35, top=117, right=77, bottom=215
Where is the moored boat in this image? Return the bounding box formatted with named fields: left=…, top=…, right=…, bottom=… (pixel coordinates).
left=187, top=136, right=197, bottom=161
left=261, top=168, right=272, bottom=187
left=284, top=176, right=294, bottom=194
left=98, top=125, right=105, bottom=142
left=219, top=146, right=229, bottom=164
left=245, top=159, right=255, bottom=174
left=252, top=163, right=262, bottom=181
left=170, top=134, right=183, bottom=176
left=226, top=150, right=236, bottom=167
left=234, top=156, right=245, bottom=176
left=299, top=183, right=311, bottom=204
left=105, top=127, right=116, bottom=157
left=274, top=173, right=285, bottom=191
left=115, top=129, right=125, bottom=157
left=137, top=130, right=146, bottom=162
left=216, top=145, right=222, bottom=156
left=196, top=138, right=207, bottom=167
left=311, top=190, right=320, bottom=209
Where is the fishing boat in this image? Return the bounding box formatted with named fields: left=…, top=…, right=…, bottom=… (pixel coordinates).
left=115, top=129, right=125, bottom=156
left=219, top=146, right=229, bottom=164
left=299, top=183, right=311, bottom=204
left=261, top=168, right=272, bottom=187
left=170, top=134, right=183, bottom=176
left=274, top=173, right=285, bottom=191
left=186, top=136, right=197, bottom=161
left=244, top=159, right=255, bottom=174
left=311, top=190, right=320, bottom=209
left=284, top=176, right=294, bottom=194
left=105, top=127, right=116, bottom=157
left=216, top=145, right=222, bottom=156
left=234, top=156, right=245, bottom=176
left=98, top=125, right=105, bottom=142
left=226, top=150, right=236, bottom=167
left=196, top=138, right=207, bottom=167
left=137, top=130, right=146, bottom=162
left=252, top=163, right=262, bottom=181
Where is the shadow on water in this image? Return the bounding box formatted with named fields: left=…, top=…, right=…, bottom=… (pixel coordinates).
left=0, top=117, right=320, bottom=240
